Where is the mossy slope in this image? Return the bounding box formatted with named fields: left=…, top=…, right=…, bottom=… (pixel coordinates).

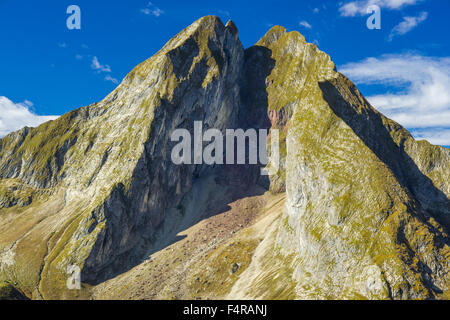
left=0, top=16, right=244, bottom=299
left=254, top=26, right=449, bottom=299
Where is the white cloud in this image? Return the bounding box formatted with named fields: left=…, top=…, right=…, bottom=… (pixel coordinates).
left=299, top=21, right=312, bottom=29
left=388, top=11, right=428, bottom=41
left=141, top=2, right=164, bottom=17
left=0, top=97, right=59, bottom=137
left=339, top=0, right=422, bottom=17
left=411, top=128, right=450, bottom=146
left=91, top=56, right=111, bottom=73
left=104, top=75, right=119, bottom=84
left=339, top=54, right=450, bottom=145
left=313, top=8, right=320, bottom=13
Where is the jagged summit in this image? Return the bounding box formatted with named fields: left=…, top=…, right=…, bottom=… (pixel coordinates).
left=225, top=20, right=238, bottom=35
left=0, top=16, right=449, bottom=300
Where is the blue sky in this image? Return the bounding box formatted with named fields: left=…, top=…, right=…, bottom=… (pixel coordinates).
left=0, top=0, right=449, bottom=146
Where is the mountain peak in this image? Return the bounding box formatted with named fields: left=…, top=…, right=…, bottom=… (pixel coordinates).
left=195, top=15, right=224, bottom=27
left=257, top=25, right=287, bottom=46
left=0, top=17, right=448, bottom=301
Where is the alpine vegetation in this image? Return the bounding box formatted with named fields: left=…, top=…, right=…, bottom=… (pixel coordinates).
left=0, top=16, right=448, bottom=300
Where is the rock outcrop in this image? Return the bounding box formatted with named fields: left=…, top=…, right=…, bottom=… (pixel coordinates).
left=0, top=16, right=448, bottom=300
left=247, top=26, right=450, bottom=300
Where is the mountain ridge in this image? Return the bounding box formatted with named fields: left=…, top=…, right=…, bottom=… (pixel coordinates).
left=0, top=16, right=449, bottom=300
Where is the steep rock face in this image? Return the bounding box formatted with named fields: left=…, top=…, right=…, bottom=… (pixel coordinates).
left=0, top=16, right=245, bottom=297
left=0, top=17, right=449, bottom=300
left=253, top=26, right=450, bottom=299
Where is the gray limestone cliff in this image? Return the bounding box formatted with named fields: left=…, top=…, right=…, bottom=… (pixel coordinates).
left=0, top=17, right=448, bottom=300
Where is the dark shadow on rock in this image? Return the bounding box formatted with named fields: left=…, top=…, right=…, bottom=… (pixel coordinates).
left=168, top=37, right=200, bottom=79
left=141, top=172, right=268, bottom=262
left=0, top=282, right=29, bottom=300
left=239, top=45, right=276, bottom=189
left=240, top=45, right=275, bottom=130
left=319, top=79, right=450, bottom=298
left=318, top=80, right=450, bottom=234
left=81, top=46, right=276, bottom=286
left=136, top=45, right=276, bottom=271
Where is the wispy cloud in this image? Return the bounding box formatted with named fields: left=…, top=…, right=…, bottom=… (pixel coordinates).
left=411, top=128, right=450, bottom=146
left=141, top=2, right=164, bottom=17
left=339, top=0, right=422, bottom=17
left=217, top=10, right=230, bottom=17
left=299, top=21, right=312, bottom=29
left=104, top=75, right=119, bottom=84
left=340, top=54, right=450, bottom=145
left=388, top=11, right=428, bottom=41
left=58, top=42, right=67, bottom=48
left=91, top=56, right=111, bottom=73
left=89, top=56, right=120, bottom=84
left=0, top=97, right=59, bottom=137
